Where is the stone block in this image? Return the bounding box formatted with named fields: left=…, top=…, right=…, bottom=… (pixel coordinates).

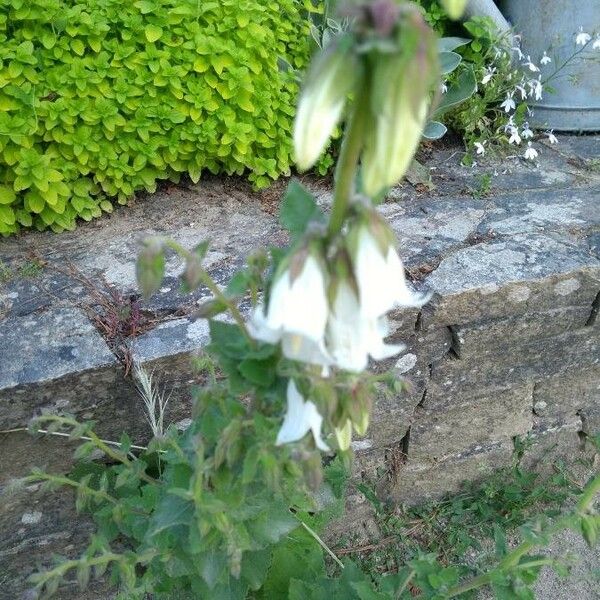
left=390, top=440, right=514, bottom=505
left=532, top=366, right=600, bottom=418
left=409, top=384, right=533, bottom=460
left=0, top=482, right=100, bottom=598
left=518, top=416, right=589, bottom=476
left=429, top=327, right=599, bottom=396
left=580, top=406, right=600, bottom=438
left=422, top=234, right=600, bottom=328
left=451, top=306, right=591, bottom=359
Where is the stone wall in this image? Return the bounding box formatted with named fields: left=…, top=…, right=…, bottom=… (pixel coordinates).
left=1, top=135, right=599, bottom=596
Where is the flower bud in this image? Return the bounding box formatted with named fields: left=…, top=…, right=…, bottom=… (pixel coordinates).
left=294, top=36, right=360, bottom=171
left=361, top=18, right=438, bottom=198
left=334, top=419, right=353, bottom=452
left=136, top=238, right=165, bottom=298
left=440, top=0, right=468, bottom=20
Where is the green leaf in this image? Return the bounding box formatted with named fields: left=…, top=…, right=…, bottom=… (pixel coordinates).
left=208, top=320, right=249, bottom=358
left=247, top=505, right=298, bottom=546
left=438, top=37, right=471, bottom=52
left=241, top=549, right=272, bottom=591
left=238, top=357, right=276, bottom=387
left=351, top=581, right=390, bottom=600
left=0, top=186, right=16, bottom=205
left=439, top=51, right=462, bottom=75
left=197, top=551, right=228, bottom=589
left=280, top=180, right=324, bottom=239
left=434, top=66, right=477, bottom=117
left=0, top=205, right=15, bottom=225
left=145, top=24, right=163, bottom=43
left=148, top=494, right=193, bottom=537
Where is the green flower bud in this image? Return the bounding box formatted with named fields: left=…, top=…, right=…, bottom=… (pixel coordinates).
left=136, top=238, right=165, bottom=298
left=361, top=18, right=438, bottom=198
left=440, top=0, right=468, bottom=20
left=334, top=419, right=353, bottom=452
left=294, top=36, right=361, bottom=171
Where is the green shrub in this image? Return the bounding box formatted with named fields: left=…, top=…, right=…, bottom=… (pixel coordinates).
left=0, top=0, right=317, bottom=234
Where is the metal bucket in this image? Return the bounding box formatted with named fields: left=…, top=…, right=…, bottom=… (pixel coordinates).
left=498, top=0, right=600, bottom=131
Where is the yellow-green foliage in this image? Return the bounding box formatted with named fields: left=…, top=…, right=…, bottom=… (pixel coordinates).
left=0, top=0, right=316, bottom=234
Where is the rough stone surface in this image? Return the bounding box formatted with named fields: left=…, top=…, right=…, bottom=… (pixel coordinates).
left=391, top=440, right=514, bottom=505
left=409, top=385, right=533, bottom=460
left=532, top=366, right=600, bottom=419
left=1, top=135, right=600, bottom=597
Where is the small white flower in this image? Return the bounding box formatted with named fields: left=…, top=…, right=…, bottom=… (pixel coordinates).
left=508, top=127, right=521, bottom=145
left=474, top=141, right=486, bottom=155
left=481, top=66, right=496, bottom=85
left=575, top=28, right=591, bottom=46
left=524, top=142, right=538, bottom=160
left=440, top=81, right=448, bottom=94
left=276, top=380, right=330, bottom=451
left=593, top=38, right=600, bottom=50
left=540, top=52, right=552, bottom=65
left=515, top=85, right=528, bottom=100
left=528, top=78, right=543, bottom=101
left=524, top=56, right=539, bottom=72
left=522, top=123, right=534, bottom=139
left=501, top=94, right=516, bottom=113
left=546, top=130, right=558, bottom=144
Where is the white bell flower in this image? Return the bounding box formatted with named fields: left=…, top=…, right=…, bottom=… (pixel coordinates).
left=546, top=130, right=558, bottom=145
left=265, top=252, right=328, bottom=344
left=351, top=223, right=429, bottom=319
left=474, top=141, right=486, bottom=155
left=327, top=281, right=404, bottom=372
left=540, top=52, right=552, bottom=66
left=276, top=379, right=330, bottom=451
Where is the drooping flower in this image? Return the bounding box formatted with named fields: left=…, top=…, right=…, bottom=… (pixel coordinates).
left=249, top=247, right=331, bottom=366
left=327, top=279, right=404, bottom=373
left=347, top=214, right=429, bottom=319
left=293, top=38, right=360, bottom=171
left=575, top=28, right=591, bottom=46
left=361, top=19, right=438, bottom=198
left=540, top=51, right=552, bottom=65
left=593, top=38, right=600, bottom=50
left=474, top=141, right=486, bottom=155
left=524, top=142, right=538, bottom=160
left=276, top=380, right=330, bottom=451
left=546, top=130, right=558, bottom=144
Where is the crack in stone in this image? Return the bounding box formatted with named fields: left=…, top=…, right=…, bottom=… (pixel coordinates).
left=585, top=289, right=600, bottom=326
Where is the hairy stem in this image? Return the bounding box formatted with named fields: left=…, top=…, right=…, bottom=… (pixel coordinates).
left=328, top=82, right=369, bottom=237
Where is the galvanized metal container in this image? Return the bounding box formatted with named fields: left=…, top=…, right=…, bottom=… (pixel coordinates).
left=498, top=0, right=600, bottom=131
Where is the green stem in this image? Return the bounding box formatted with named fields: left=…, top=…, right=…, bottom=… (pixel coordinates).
left=163, top=239, right=253, bottom=343
left=328, top=82, right=369, bottom=237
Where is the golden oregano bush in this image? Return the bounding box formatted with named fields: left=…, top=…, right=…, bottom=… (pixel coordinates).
left=0, top=0, right=321, bottom=234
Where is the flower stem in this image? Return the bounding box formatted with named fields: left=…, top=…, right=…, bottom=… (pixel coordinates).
left=328, top=82, right=369, bottom=237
